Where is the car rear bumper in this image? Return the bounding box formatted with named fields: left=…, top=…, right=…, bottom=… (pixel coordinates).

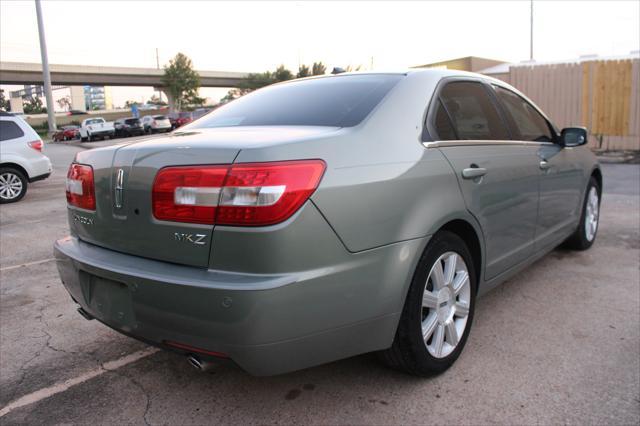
left=53, top=232, right=426, bottom=375
left=28, top=155, right=52, bottom=179
left=29, top=171, right=51, bottom=183
left=89, top=130, right=114, bottom=137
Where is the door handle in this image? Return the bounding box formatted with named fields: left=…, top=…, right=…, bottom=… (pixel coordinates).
left=462, top=167, right=487, bottom=179
left=539, top=160, right=551, bottom=170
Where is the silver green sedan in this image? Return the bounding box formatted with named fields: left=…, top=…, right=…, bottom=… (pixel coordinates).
left=54, top=69, right=601, bottom=376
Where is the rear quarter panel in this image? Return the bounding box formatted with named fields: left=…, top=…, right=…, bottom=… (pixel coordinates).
left=234, top=72, right=474, bottom=253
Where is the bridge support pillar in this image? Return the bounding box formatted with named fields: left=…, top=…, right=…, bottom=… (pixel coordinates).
left=156, top=87, right=176, bottom=114
left=69, top=86, right=86, bottom=112
left=9, top=94, right=23, bottom=113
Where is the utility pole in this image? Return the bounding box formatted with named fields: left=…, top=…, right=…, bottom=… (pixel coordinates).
left=530, top=0, right=534, bottom=61
left=156, top=48, right=163, bottom=103
left=35, top=0, right=56, bottom=133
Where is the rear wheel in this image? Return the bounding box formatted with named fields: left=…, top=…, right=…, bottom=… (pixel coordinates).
left=381, top=231, right=476, bottom=376
left=0, top=167, right=28, bottom=204
left=564, top=177, right=601, bottom=250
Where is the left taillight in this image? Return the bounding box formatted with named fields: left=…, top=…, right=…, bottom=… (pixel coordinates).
left=66, top=164, right=96, bottom=211
left=28, top=140, right=43, bottom=152
left=152, top=160, right=326, bottom=226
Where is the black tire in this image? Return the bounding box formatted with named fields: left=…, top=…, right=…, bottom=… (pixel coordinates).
left=564, top=177, right=601, bottom=250
left=381, top=231, right=477, bottom=376
left=88, top=134, right=93, bottom=142
left=81, top=136, right=88, bottom=142
left=0, top=167, right=28, bottom=204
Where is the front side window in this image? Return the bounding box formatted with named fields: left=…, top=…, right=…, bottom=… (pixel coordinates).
left=494, top=86, right=553, bottom=142
left=438, top=81, right=509, bottom=140
left=0, top=120, right=25, bottom=141
left=189, top=74, right=404, bottom=129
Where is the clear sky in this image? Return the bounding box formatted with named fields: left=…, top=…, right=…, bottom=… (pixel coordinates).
left=1, top=0, right=638, bottom=107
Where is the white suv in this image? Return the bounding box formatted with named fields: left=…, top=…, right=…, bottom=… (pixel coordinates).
left=0, top=112, right=52, bottom=203
left=141, top=115, right=172, bottom=133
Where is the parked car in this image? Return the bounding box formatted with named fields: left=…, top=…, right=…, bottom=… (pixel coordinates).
left=168, top=112, right=192, bottom=129
left=52, top=125, right=80, bottom=141
left=114, top=117, right=144, bottom=138
left=79, top=117, right=115, bottom=142
left=141, top=115, right=172, bottom=133
left=55, top=70, right=601, bottom=376
left=67, top=110, right=86, bottom=116
left=0, top=111, right=52, bottom=203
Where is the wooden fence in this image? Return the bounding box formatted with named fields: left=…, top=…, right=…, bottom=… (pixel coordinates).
left=504, top=58, right=639, bottom=151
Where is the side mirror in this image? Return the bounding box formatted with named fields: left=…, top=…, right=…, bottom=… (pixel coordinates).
left=560, top=127, right=588, bottom=147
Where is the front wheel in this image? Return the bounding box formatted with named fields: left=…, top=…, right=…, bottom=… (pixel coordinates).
left=381, top=231, right=476, bottom=376
left=564, top=177, right=601, bottom=250
left=0, top=167, right=28, bottom=204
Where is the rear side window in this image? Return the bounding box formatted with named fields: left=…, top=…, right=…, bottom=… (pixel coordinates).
left=0, top=120, right=25, bottom=141
left=438, top=81, right=509, bottom=140
left=433, top=100, right=457, bottom=140
left=494, top=86, right=553, bottom=142
left=191, top=74, right=403, bottom=129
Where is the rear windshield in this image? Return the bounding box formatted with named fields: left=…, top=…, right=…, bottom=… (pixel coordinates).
left=125, top=118, right=140, bottom=125
left=190, top=74, right=403, bottom=129
left=153, top=115, right=166, bottom=120
left=85, top=119, right=104, bottom=125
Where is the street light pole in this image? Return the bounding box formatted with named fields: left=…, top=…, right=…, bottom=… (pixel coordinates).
left=35, top=0, right=56, bottom=133
left=530, top=0, right=534, bottom=61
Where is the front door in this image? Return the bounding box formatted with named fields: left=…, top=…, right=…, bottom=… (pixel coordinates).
left=491, top=85, right=584, bottom=251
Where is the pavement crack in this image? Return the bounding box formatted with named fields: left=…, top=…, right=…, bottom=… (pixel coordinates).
left=101, top=363, right=152, bottom=425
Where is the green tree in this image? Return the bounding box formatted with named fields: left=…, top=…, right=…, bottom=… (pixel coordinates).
left=161, top=53, right=201, bottom=112
left=124, top=100, right=139, bottom=108
left=23, top=96, right=46, bottom=114
left=312, top=62, right=326, bottom=75
left=0, top=89, right=10, bottom=111
left=273, top=65, right=294, bottom=82
left=296, top=64, right=310, bottom=78
left=220, top=71, right=275, bottom=103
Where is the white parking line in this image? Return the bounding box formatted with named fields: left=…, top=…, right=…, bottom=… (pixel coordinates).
left=0, top=347, right=158, bottom=418
left=0, top=258, right=56, bottom=272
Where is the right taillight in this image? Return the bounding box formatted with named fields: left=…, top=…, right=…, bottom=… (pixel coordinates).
left=66, top=164, right=96, bottom=211
left=152, top=160, right=326, bottom=226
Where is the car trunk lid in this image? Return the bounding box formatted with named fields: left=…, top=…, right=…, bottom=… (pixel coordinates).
left=70, top=131, right=240, bottom=267
left=69, top=127, right=339, bottom=267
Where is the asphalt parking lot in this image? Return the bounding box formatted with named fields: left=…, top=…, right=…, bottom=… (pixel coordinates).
left=1, top=140, right=638, bottom=425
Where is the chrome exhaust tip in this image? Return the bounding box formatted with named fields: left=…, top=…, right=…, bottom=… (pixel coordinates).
left=187, top=355, right=215, bottom=372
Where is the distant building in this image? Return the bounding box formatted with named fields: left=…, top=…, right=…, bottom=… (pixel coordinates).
left=84, top=85, right=113, bottom=110
left=412, top=56, right=507, bottom=73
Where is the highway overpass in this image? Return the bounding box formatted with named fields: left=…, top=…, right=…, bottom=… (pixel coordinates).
left=0, top=61, right=249, bottom=88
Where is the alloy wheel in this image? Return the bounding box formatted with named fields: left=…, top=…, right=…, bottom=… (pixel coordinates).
left=584, top=187, right=599, bottom=242
left=0, top=172, right=24, bottom=201
left=421, top=251, right=471, bottom=358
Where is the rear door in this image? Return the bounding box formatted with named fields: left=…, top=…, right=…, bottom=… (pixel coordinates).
left=428, top=80, right=540, bottom=280
left=492, top=85, right=584, bottom=250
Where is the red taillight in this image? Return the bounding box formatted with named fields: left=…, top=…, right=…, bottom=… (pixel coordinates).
left=152, top=160, right=326, bottom=226
left=28, top=140, right=43, bottom=152
left=66, top=164, right=96, bottom=210
left=152, top=165, right=228, bottom=224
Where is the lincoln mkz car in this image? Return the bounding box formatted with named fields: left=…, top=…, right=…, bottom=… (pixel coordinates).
left=54, top=70, right=601, bottom=376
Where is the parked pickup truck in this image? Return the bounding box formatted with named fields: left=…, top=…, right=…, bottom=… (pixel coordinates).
left=79, top=118, right=115, bottom=142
